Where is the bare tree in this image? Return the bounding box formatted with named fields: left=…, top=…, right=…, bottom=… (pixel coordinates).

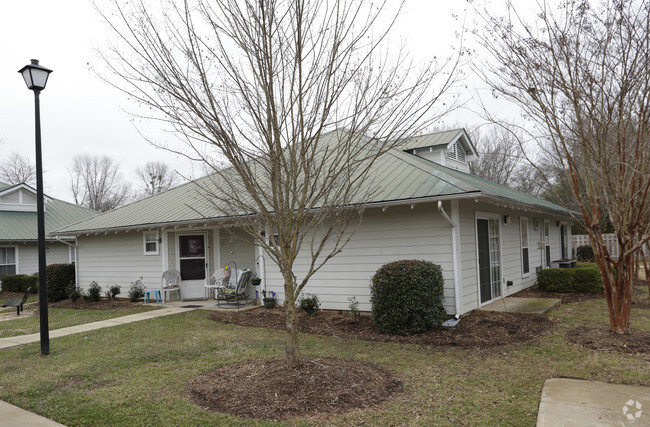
left=97, top=0, right=461, bottom=366
left=136, top=161, right=179, bottom=197
left=70, top=154, right=132, bottom=212
left=0, top=152, right=36, bottom=186
left=469, top=126, right=545, bottom=196
left=476, top=0, right=650, bottom=333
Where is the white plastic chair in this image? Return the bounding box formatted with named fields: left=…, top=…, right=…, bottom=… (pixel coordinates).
left=204, top=268, right=228, bottom=300
left=161, top=270, right=182, bottom=303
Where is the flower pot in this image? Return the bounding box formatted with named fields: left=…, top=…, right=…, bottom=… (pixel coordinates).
left=263, top=298, right=276, bottom=309
left=251, top=277, right=262, bottom=286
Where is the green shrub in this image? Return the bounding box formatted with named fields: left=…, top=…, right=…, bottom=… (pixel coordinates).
left=1, top=275, right=38, bottom=293
left=69, top=286, right=83, bottom=301
left=84, top=281, right=102, bottom=302
left=371, top=259, right=446, bottom=335
left=298, top=294, right=321, bottom=316
left=576, top=245, right=595, bottom=262
left=128, top=278, right=145, bottom=302
left=46, top=263, right=76, bottom=302
left=347, top=296, right=360, bottom=322
left=105, top=284, right=121, bottom=301
left=537, top=266, right=602, bottom=293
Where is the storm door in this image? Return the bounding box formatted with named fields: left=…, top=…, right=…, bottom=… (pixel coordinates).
left=177, top=234, right=208, bottom=299
left=477, top=217, right=502, bottom=304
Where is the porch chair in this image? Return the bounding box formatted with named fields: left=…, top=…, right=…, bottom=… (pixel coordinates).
left=216, top=269, right=252, bottom=308
left=161, top=269, right=183, bottom=303
left=204, top=268, right=228, bottom=300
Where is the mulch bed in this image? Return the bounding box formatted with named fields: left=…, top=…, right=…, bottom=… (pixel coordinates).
left=49, top=299, right=146, bottom=310
left=566, top=327, right=650, bottom=355
left=514, top=286, right=603, bottom=304
left=185, top=357, right=403, bottom=421
left=208, top=307, right=554, bottom=349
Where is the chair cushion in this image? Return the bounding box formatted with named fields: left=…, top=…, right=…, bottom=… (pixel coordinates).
left=163, top=285, right=179, bottom=290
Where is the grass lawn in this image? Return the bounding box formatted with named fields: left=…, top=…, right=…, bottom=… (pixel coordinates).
left=0, top=303, right=158, bottom=338
left=0, top=296, right=648, bottom=426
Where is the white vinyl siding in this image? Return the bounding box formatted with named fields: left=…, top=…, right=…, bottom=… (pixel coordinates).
left=76, top=233, right=163, bottom=293
left=15, top=242, right=71, bottom=276
left=458, top=200, right=568, bottom=313
left=262, top=203, right=456, bottom=313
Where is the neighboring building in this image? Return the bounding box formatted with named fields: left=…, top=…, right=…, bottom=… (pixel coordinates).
left=52, top=129, right=574, bottom=316
left=0, top=182, right=97, bottom=284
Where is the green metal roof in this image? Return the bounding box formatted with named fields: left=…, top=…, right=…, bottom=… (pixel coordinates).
left=0, top=182, right=97, bottom=241
left=53, top=130, right=570, bottom=235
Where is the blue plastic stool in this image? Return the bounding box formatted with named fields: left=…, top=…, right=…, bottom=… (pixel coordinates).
left=143, top=289, right=161, bottom=304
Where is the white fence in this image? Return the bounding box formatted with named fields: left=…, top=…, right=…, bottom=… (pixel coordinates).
left=572, top=234, right=650, bottom=258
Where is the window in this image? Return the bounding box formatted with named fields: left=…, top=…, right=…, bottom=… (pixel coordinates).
left=69, top=246, right=76, bottom=263
left=144, top=231, right=159, bottom=255
left=520, top=217, right=530, bottom=276
left=0, top=247, right=17, bottom=280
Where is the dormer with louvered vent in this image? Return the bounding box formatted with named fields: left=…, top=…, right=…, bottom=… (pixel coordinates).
left=0, top=183, right=51, bottom=213
left=401, top=129, right=478, bottom=173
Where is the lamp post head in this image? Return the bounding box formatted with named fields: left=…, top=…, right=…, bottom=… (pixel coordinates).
left=18, top=59, right=53, bottom=91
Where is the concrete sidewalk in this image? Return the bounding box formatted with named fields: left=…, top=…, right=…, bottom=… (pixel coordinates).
left=0, top=306, right=194, bottom=350
left=537, top=378, right=650, bottom=426
left=0, top=400, right=65, bottom=426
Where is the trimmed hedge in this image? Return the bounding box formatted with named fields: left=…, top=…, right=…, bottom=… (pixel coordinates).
left=576, top=245, right=595, bottom=262
left=537, top=266, right=602, bottom=293
left=371, top=260, right=446, bottom=335
left=46, top=263, right=76, bottom=302
left=1, top=275, right=38, bottom=293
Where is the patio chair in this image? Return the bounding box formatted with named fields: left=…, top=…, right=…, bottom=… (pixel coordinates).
left=204, top=268, right=228, bottom=300
left=2, top=286, right=32, bottom=315
left=217, top=269, right=252, bottom=308
left=161, top=270, right=183, bottom=303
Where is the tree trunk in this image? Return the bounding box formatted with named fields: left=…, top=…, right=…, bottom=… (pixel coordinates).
left=596, top=241, right=632, bottom=334
left=640, top=248, right=650, bottom=299
left=283, top=276, right=300, bottom=368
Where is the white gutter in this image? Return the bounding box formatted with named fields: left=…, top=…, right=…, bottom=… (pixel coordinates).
left=438, top=201, right=461, bottom=319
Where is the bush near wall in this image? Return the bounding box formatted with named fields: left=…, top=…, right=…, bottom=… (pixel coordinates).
left=537, top=266, right=602, bottom=293
left=46, top=263, right=76, bottom=302
left=1, top=275, right=38, bottom=293
left=371, top=259, right=446, bottom=335
left=576, top=245, right=596, bottom=262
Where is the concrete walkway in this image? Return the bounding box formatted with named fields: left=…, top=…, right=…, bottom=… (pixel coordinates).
left=0, top=306, right=194, bottom=350
left=0, top=400, right=66, bottom=426
left=537, top=378, right=650, bottom=426
left=479, top=297, right=561, bottom=314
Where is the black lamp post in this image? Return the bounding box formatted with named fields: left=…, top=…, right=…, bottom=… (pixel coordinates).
left=18, top=59, right=53, bottom=356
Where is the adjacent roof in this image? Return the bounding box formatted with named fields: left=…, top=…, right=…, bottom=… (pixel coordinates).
left=0, top=182, right=97, bottom=242
left=399, top=128, right=478, bottom=158
left=53, top=129, right=571, bottom=235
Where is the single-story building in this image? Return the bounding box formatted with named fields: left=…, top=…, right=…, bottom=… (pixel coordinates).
left=52, top=129, right=573, bottom=316
left=0, top=182, right=97, bottom=285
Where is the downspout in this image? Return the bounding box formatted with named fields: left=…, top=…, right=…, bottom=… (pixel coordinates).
left=438, top=201, right=461, bottom=319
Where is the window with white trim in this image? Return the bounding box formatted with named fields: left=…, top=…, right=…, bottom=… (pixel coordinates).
left=0, top=247, right=17, bottom=280
left=143, top=231, right=159, bottom=255
left=69, top=246, right=77, bottom=263
left=520, top=217, right=530, bottom=276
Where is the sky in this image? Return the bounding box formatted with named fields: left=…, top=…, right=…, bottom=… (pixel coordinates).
left=0, top=0, right=524, bottom=203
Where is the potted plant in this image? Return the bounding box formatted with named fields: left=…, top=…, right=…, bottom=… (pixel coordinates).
left=262, top=290, right=276, bottom=309
left=251, top=273, right=262, bottom=286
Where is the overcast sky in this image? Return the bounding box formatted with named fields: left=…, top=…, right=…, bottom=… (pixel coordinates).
left=0, top=0, right=525, bottom=203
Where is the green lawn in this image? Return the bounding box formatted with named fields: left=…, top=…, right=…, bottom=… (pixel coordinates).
left=0, top=296, right=648, bottom=426
left=0, top=304, right=158, bottom=338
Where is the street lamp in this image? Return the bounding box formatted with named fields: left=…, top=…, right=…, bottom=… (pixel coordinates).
left=18, top=59, right=53, bottom=356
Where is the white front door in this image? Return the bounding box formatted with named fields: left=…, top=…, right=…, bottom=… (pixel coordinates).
left=177, top=233, right=208, bottom=299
